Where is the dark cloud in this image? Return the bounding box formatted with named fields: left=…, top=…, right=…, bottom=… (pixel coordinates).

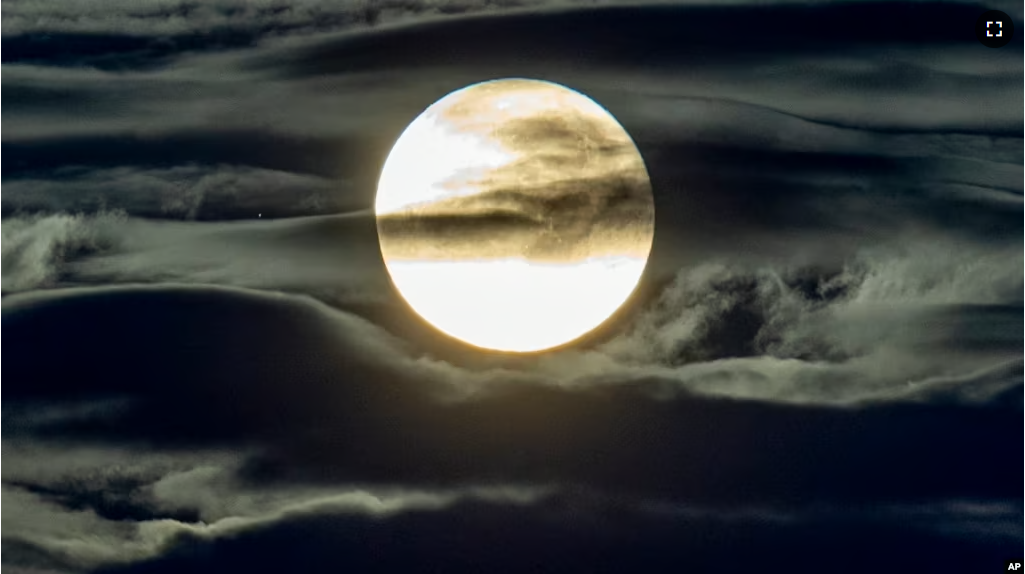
left=2, top=130, right=377, bottom=180
left=3, top=286, right=1019, bottom=510
left=265, top=2, right=1007, bottom=76
left=641, top=142, right=1022, bottom=268
left=4, top=452, right=1016, bottom=574
left=4, top=128, right=1017, bottom=282
left=0, top=0, right=576, bottom=69
left=3, top=1, right=1021, bottom=572
left=2, top=32, right=252, bottom=71
left=0, top=212, right=385, bottom=294
left=378, top=174, right=653, bottom=260
left=84, top=494, right=1023, bottom=574
left=1, top=165, right=355, bottom=221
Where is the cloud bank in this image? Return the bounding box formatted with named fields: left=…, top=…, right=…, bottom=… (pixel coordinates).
left=3, top=1, right=1020, bottom=572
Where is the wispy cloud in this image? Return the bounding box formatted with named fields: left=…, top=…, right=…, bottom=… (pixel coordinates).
left=3, top=441, right=1018, bottom=573
left=2, top=165, right=352, bottom=220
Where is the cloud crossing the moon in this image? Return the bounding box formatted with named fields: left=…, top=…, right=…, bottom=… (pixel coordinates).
left=375, top=78, right=655, bottom=352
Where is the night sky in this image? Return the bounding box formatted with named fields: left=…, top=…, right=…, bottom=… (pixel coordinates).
left=2, top=1, right=1022, bottom=573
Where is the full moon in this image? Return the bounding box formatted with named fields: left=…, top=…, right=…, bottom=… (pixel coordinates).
left=375, top=78, right=655, bottom=352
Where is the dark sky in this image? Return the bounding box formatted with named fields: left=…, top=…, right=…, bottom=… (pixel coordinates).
left=2, top=1, right=1022, bottom=573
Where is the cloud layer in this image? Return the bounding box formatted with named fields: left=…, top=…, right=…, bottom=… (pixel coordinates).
left=3, top=1, right=1021, bottom=572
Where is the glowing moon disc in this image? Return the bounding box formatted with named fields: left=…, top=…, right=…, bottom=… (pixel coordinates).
left=375, top=78, right=655, bottom=352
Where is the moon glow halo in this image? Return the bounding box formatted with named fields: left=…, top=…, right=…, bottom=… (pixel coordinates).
left=375, top=79, right=655, bottom=353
